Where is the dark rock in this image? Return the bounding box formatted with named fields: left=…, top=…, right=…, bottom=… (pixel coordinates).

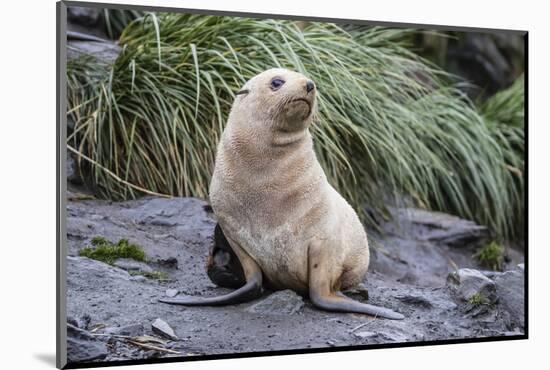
left=447, top=268, right=498, bottom=304
left=68, top=256, right=131, bottom=282
left=494, top=270, right=524, bottom=329
left=67, top=6, right=101, bottom=26
left=67, top=30, right=108, bottom=42
left=113, top=258, right=153, bottom=274
left=67, top=323, right=108, bottom=363
left=152, top=318, right=178, bottom=340
left=370, top=206, right=508, bottom=288
left=66, top=6, right=110, bottom=41
left=412, top=31, right=524, bottom=100
left=67, top=40, right=121, bottom=64
left=445, top=33, right=524, bottom=99
left=246, top=290, right=305, bottom=315
left=67, top=314, right=91, bottom=330
left=67, top=316, right=78, bottom=328
left=156, top=257, right=178, bottom=269
left=393, top=208, right=488, bottom=247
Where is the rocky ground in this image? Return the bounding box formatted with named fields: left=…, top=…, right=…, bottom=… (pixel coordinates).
left=65, top=190, right=525, bottom=365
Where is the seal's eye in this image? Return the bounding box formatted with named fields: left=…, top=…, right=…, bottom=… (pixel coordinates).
left=270, top=78, right=285, bottom=91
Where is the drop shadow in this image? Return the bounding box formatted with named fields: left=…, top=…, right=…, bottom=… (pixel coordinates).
left=34, top=353, right=57, bottom=367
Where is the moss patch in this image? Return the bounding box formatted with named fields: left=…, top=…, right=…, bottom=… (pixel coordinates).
left=79, top=237, right=169, bottom=280
left=79, top=237, right=146, bottom=265
left=473, top=241, right=505, bottom=271
left=129, top=270, right=170, bottom=281
left=467, top=292, right=488, bottom=306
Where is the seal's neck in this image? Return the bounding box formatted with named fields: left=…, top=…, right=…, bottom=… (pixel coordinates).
left=223, top=120, right=312, bottom=157
left=271, top=128, right=309, bottom=147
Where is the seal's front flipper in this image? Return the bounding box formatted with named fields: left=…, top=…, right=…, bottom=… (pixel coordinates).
left=159, top=231, right=262, bottom=306
left=159, top=271, right=262, bottom=306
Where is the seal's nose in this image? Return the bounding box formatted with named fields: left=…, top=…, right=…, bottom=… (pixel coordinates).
left=306, top=80, right=315, bottom=93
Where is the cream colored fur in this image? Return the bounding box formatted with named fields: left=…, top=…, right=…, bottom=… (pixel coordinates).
left=209, top=68, right=369, bottom=295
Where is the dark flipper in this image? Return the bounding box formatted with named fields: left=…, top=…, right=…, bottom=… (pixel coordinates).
left=160, top=226, right=263, bottom=307
left=206, top=223, right=246, bottom=289
left=159, top=271, right=262, bottom=306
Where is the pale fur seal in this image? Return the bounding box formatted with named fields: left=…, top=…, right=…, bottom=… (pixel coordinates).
left=160, top=68, right=404, bottom=320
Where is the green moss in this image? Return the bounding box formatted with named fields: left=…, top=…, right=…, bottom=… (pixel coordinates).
left=79, top=237, right=169, bottom=281
left=79, top=237, right=146, bottom=265
left=91, top=236, right=109, bottom=246
left=467, top=292, right=488, bottom=306
left=129, top=270, right=170, bottom=281
left=473, top=241, right=505, bottom=271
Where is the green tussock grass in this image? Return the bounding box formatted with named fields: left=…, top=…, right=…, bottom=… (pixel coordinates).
left=480, top=76, right=525, bottom=128
left=79, top=237, right=146, bottom=265
left=67, top=13, right=525, bottom=239
left=101, top=9, right=143, bottom=39
left=473, top=241, right=505, bottom=271
left=479, top=77, right=525, bottom=239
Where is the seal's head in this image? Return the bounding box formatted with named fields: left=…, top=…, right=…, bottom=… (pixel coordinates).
left=232, top=68, right=316, bottom=132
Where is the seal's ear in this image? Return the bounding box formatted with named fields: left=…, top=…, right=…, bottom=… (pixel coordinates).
left=235, top=89, right=249, bottom=96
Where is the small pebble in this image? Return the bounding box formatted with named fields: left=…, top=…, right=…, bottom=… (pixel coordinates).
left=354, top=331, right=377, bottom=339
left=152, top=318, right=178, bottom=340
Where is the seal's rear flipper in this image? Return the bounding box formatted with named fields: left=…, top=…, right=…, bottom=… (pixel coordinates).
left=161, top=233, right=263, bottom=307
left=308, top=242, right=405, bottom=320
left=159, top=271, right=262, bottom=306
left=310, top=292, right=405, bottom=320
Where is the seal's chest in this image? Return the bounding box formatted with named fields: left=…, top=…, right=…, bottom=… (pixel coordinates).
left=234, top=224, right=308, bottom=286
left=235, top=225, right=295, bottom=260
